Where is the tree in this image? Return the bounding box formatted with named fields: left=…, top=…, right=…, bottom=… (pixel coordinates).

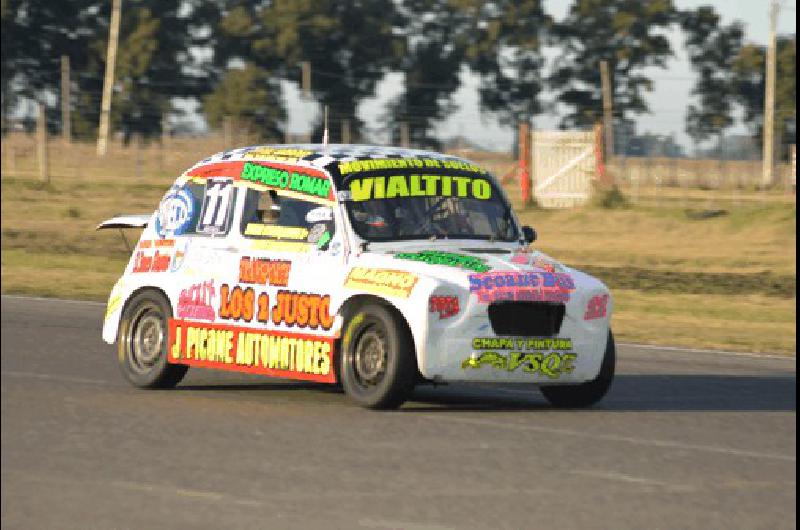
left=202, top=63, right=285, bottom=140
left=383, top=0, right=466, bottom=148
left=549, top=0, right=675, bottom=129
left=733, top=37, right=796, bottom=158
left=1, top=0, right=100, bottom=131
left=461, top=0, right=550, bottom=126
left=2, top=0, right=216, bottom=140
left=248, top=0, right=401, bottom=142
left=82, top=0, right=215, bottom=141
left=680, top=6, right=744, bottom=144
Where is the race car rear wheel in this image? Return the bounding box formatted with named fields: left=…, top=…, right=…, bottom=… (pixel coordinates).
left=540, top=330, right=615, bottom=408
left=118, top=290, right=188, bottom=389
left=340, top=304, right=416, bottom=409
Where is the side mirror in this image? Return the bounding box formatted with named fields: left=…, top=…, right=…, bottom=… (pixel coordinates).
left=521, top=225, right=537, bottom=244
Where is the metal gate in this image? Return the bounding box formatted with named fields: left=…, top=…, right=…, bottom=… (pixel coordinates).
left=531, top=130, right=596, bottom=208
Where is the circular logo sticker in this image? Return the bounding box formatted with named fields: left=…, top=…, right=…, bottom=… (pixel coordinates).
left=155, top=185, right=194, bottom=237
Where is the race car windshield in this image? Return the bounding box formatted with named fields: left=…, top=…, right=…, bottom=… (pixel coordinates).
left=342, top=170, right=518, bottom=242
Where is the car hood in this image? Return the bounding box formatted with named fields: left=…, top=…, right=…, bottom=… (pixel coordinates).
left=352, top=241, right=607, bottom=296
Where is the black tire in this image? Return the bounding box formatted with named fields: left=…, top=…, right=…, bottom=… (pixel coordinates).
left=117, top=290, right=188, bottom=389
left=340, top=304, right=416, bottom=409
left=540, top=330, right=616, bottom=408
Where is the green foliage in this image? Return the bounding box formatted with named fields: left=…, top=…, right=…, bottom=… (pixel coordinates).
left=384, top=0, right=465, bottom=148
left=256, top=0, right=401, bottom=142
left=1, top=0, right=792, bottom=155
left=462, top=0, right=550, bottom=126
left=592, top=185, right=630, bottom=209
left=680, top=6, right=744, bottom=143
left=202, top=64, right=285, bottom=140
left=549, top=0, right=675, bottom=129
left=732, top=38, right=796, bottom=154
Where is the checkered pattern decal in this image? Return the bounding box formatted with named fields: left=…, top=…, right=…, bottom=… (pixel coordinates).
left=191, top=144, right=470, bottom=173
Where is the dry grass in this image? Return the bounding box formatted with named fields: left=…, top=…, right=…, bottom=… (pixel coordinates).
left=1, top=140, right=796, bottom=354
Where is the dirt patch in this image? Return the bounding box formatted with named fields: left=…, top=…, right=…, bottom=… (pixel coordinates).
left=577, top=265, right=796, bottom=298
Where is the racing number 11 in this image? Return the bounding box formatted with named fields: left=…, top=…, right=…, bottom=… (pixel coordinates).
left=199, top=179, right=233, bottom=234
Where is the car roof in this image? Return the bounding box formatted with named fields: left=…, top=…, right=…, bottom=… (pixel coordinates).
left=190, top=144, right=479, bottom=172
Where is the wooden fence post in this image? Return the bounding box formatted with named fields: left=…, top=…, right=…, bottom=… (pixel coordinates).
left=518, top=121, right=531, bottom=205
left=37, top=102, right=49, bottom=183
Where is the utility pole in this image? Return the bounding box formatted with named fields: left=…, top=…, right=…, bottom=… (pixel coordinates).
left=600, top=60, right=614, bottom=160
left=60, top=55, right=71, bottom=143
left=300, top=61, right=311, bottom=98
left=400, top=122, right=410, bottom=148
left=761, top=0, right=779, bottom=187
left=341, top=119, right=351, bottom=144
left=97, top=0, right=122, bottom=156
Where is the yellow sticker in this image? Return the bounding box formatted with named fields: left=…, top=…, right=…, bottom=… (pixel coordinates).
left=243, top=147, right=313, bottom=161
left=344, top=267, right=418, bottom=298
left=245, top=224, right=309, bottom=240
left=250, top=239, right=310, bottom=253
left=349, top=175, right=491, bottom=201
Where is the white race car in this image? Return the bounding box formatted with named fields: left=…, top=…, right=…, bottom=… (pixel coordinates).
left=99, top=144, right=615, bottom=409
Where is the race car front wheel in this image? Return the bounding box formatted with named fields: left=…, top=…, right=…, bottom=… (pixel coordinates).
left=540, top=330, right=616, bottom=408
left=118, top=290, right=188, bottom=389
left=340, top=304, right=416, bottom=409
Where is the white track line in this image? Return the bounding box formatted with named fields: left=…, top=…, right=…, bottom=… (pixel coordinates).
left=618, top=342, right=796, bottom=361
left=1, top=294, right=106, bottom=306
left=1, top=370, right=116, bottom=387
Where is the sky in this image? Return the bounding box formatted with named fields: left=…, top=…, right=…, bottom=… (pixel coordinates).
left=283, top=0, right=797, bottom=152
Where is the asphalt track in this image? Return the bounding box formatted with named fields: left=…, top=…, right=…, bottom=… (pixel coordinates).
left=1, top=295, right=796, bottom=530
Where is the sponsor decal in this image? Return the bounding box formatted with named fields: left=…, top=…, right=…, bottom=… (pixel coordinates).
left=395, top=250, right=490, bottom=272
left=105, top=294, right=123, bottom=321
left=344, top=267, right=418, bottom=298
left=244, top=223, right=309, bottom=240
left=584, top=294, right=609, bottom=320
left=239, top=256, right=291, bottom=287
left=218, top=284, right=261, bottom=323
left=348, top=174, right=492, bottom=201
left=168, top=320, right=334, bottom=383
left=104, top=279, right=125, bottom=321
left=305, top=206, right=334, bottom=223
left=468, top=271, right=575, bottom=303
left=240, top=162, right=331, bottom=199
left=306, top=223, right=327, bottom=244
left=155, top=184, right=195, bottom=236
left=131, top=240, right=175, bottom=273
left=250, top=240, right=310, bottom=253
left=343, top=313, right=366, bottom=348
left=177, top=280, right=216, bottom=321
left=272, top=291, right=334, bottom=330
left=429, top=295, right=460, bottom=319
left=316, top=231, right=332, bottom=249
left=242, top=147, right=313, bottom=162
left=510, top=251, right=564, bottom=273
left=338, top=158, right=486, bottom=175
left=462, top=337, right=577, bottom=379
left=218, top=283, right=333, bottom=331
left=511, top=251, right=530, bottom=265
left=169, top=240, right=189, bottom=272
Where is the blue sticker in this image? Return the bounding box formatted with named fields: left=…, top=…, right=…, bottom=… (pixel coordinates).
left=155, top=185, right=195, bottom=237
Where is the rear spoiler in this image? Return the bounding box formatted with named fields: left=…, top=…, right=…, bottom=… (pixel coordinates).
left=96, top=214, right=152, bottom=253
left=96, top=214, right=151, bottom=230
